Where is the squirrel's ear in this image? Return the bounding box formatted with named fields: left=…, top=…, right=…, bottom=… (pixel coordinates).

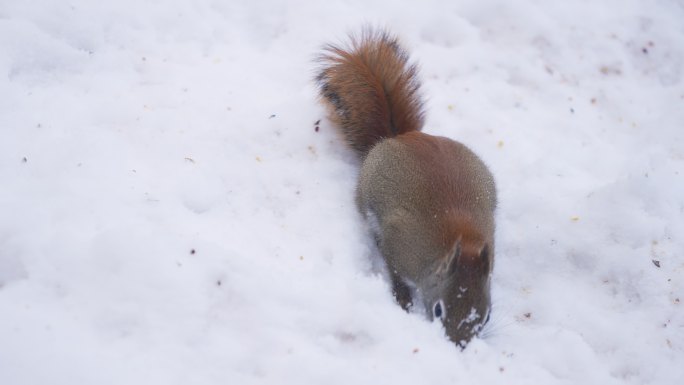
left=444, top=241, right=462, bottom=275
left=479, top=243, right=491, bottom=273
left=449, top=242, right=490, bottom=276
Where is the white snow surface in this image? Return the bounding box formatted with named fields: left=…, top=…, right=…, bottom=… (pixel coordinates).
left=1, top=1, right=683, bottom=384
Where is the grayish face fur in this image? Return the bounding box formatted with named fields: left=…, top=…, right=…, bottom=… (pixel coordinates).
left=437, top=278, right=491, bottom=347
left=420, top=243, right=492, bottom=347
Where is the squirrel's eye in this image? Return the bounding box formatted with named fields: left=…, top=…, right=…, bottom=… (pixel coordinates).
left=433, top=300, right=444, bottom=319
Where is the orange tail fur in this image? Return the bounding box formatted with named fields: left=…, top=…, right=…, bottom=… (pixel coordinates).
left=316, top=28, right=425, bottom=157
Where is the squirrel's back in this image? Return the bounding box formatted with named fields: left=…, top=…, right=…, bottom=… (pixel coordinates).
left=316, top=28, right=424, bottom=156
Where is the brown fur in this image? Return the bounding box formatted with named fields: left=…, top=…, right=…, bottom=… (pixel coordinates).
left=316, top=28, right=497, bottom=347
left=316, top=28, right=424, bottom=156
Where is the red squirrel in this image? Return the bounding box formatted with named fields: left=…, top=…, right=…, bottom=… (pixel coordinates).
left=316, top=28, right=497, bottom=347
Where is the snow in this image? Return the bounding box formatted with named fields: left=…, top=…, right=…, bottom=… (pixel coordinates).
left=1, top=0, right=683, bottom=384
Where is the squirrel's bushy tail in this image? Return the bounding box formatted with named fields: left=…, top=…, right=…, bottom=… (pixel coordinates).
left=316, top=28, right=424, bottom=157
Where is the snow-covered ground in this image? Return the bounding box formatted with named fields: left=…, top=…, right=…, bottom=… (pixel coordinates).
left=1, top=1, right=683, bottom=384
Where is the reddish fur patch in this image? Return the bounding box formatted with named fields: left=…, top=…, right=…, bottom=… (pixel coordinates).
left=316, top=28, right=424, bottom=156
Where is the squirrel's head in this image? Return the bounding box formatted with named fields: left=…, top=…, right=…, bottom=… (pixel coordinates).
left=423, top=236, right=492, bottom=348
